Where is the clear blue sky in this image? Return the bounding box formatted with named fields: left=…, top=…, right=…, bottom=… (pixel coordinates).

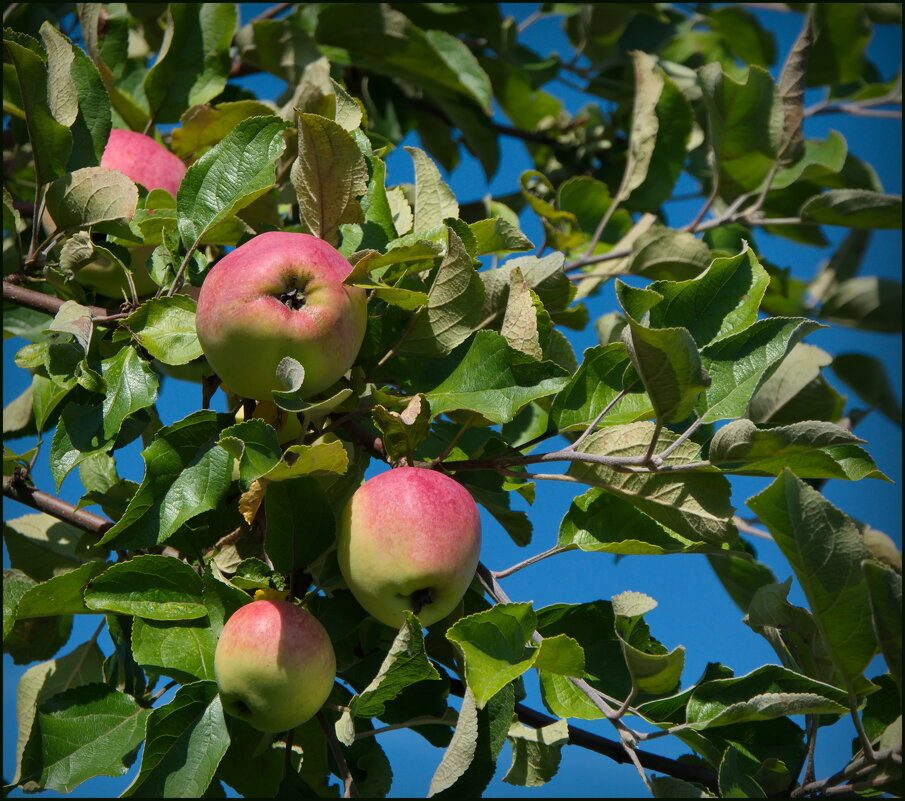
left=3, top=4, right=901, bottom=798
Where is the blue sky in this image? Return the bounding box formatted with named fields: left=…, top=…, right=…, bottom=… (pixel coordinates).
left=3, top=4, right=901, bottom=798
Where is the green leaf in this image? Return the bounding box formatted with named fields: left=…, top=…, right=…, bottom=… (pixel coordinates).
left=143, top=3, right=237, bottom=124
left=536, top=601, right=632, bottom=702
left=401, top=228, right=486, bottom=355
left=340, top=612, right=440, bottom=740
left=559, top=488, right=742, bottom=557
left=44, top=167, right=137, bottom=236
left=613, top=51, right=664, bottom=205
left=39, top=22, right=110, bottom=169
left=650, top=776, right=717, bottom=797
left=708, top=549, right=778, bottom=615
left=806, top=3, right=872, bottom=86
left=697, top=317, right=825, bottom=423
left=406, top=146, right=459, bottom=232
left=84, top=554, right=206, bottom=620
left=684, top=664, right=849, bottom=728
left=613, top=593, right=685, bottom=695
left=534, top=634, right=585, bottom=677
left=698, top=62, right=783, bottom=197
left=551, top=343, right=653, bottom=431
left=423, top=29, right=493, bottom=110
left=568, top=423, right=736, bottom=545
left=428, top=686, right=479, bottom=797
left=747, top=343, right=833, bottom=423
left=100, top=344, right=159, bottom=440
left=124, top=294, right=203, bottom=366
left=372, top=395, right=431, bottom=465
left=646, top=246, right=771, bottom=346
left=774, top=131, right=847, bottom=190
left=710, top=418, right=888, bottom=481
left=262, top=437, right=351, bottom=482
left=291, top=112, right=368, bottom=245
left=3, top=30, right=72, bottom=183
left=503, top=718, right=569, bottom=787
left=124, top=681, right=229, bottom=798
left=832, top=353, right=902, bottom=426
left=11, top=641, right=106, bottom=786
left=15, top=561, right=108, bottom=618
left=218, top=419, right=282, bottom=487
left=630, top=71, right=694, bottom=210
left=172, top=99, right=277, bottom=157
left=469, top=217, right=533, bottom=256
left=481, top=251, right=574, bottom=329
left=499, top=266, right=544, bottom=360
left=20, top=683, right=150, bottom=793
left=862, top=562, right=902, bottom=691
left=818, top=277, right=902, bottom=333
left=621, top=320, right=710, bottom=424
left=709, top=6, right=777, bottom=67
left=75, top=5, right=149, bottom=131
left=177, top=115, right=289, bottom=248
left=744, top=578, right=840, bottom=685
left=801, top=189, right=902, bottom=229
left=97, top=411, right=233, bottom=550
left=719, top=744, right=766, bottom=798
left=316, top=4, right=493, bottom=110
left=626, top=226, right=713, bottom=281
left=446, top=602, right=537, bottom=709
left=3, top=513, right=102, bottom=581
left=263, top=477, right=335, bottom=574
left=748, top=471, right=877, bottom=684
left=131, top=616, right=217, bottom=683
left=426, top=331, right=570, bottom=425
left=49, top=404, right=116, bottom=491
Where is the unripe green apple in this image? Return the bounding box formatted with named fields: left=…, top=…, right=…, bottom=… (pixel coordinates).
left=195, top=232, right=367, bottom=400
left=337, top=467, right=482, bottom=628
left=45, top=128, right=186, bottom=298
left=214, top=600, right=336, bottom=733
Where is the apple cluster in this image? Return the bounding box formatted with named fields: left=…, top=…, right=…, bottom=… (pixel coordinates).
left=214, top=469, right=482, bottom=732
left=97, top=128, right=484, bottom=734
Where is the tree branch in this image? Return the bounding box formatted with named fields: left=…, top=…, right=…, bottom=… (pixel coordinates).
left=3, top=279, right=128, bottom=324
left=3, top=474, right=112, bottom=537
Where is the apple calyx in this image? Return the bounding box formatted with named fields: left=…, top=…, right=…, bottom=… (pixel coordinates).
left=407, top=587, right=436, bottom=615
left=279, top=283, right=308, bottom=310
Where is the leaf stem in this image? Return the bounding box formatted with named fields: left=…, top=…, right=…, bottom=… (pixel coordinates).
left=492, top=545, right=574, bottom=580
left=317, top=711, right=360, bottom=798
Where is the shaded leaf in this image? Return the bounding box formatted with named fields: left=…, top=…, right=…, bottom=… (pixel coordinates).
left=292, top=112, right=368, bottom=245
left=748, top=471, right=877, bottom=684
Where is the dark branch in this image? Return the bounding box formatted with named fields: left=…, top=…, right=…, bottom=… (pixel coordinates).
left=3, top=279, right=127, bottom=324
left=3, top=475, right=112, bottom=537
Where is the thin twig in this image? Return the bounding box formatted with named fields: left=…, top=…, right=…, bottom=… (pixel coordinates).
left=353, top=716, right=451, bottom=740
left=492, top=545, right=574, bottom=580
left=653, top=416, right=705, bottom=465
left=732, top=516, right=774, bottom=542
left=566, top=389, right=630, bottom=452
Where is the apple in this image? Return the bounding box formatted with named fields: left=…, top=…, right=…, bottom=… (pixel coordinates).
left=100, top=128, right=186, bottom=197
left=195, top=231, right=367, bottom=400
left=337, top=466, right=482, bottom=628
left=45, top=128, right=187, bottom=298
left=214, top=599, right=336, bottom=733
